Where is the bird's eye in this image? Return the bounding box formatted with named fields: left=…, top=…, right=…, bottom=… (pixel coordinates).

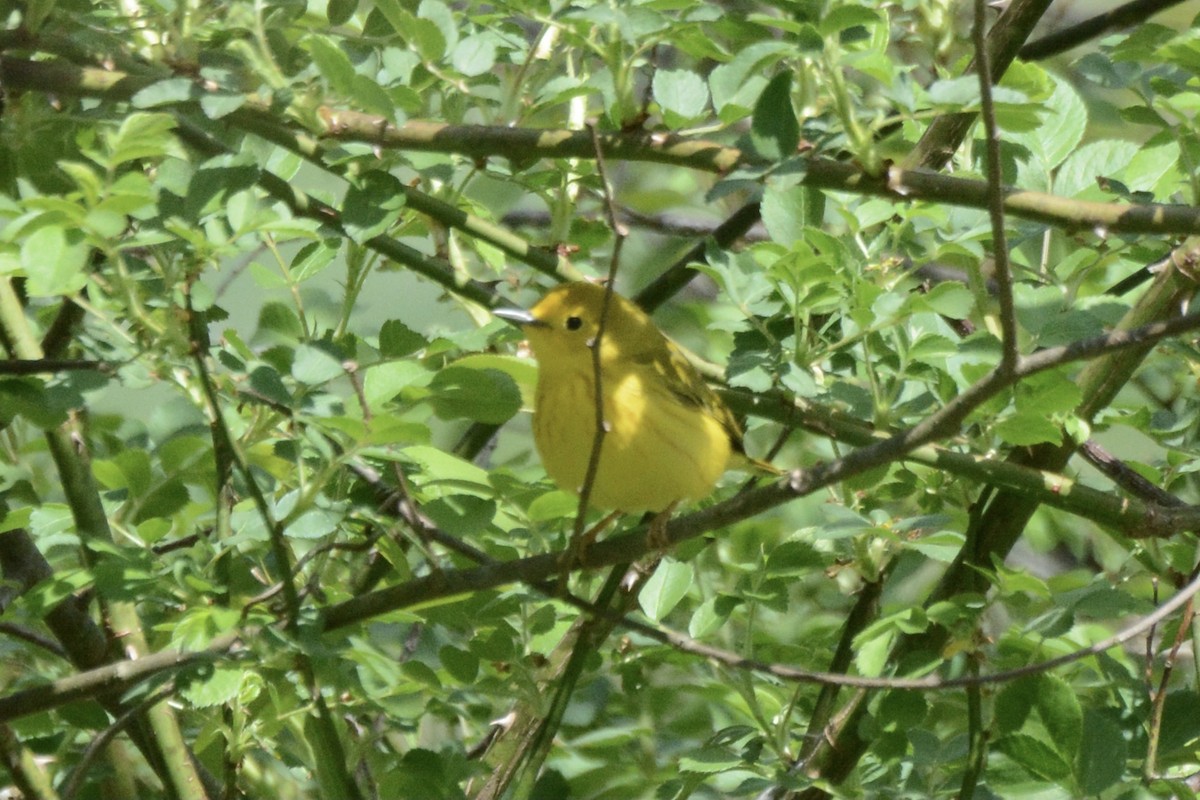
left=565, top=316, right=583, bottom=331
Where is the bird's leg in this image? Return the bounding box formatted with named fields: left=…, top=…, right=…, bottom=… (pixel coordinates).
left=645, top=501, right=679, bottom=552
left=556, top=510, right=622, bottom=592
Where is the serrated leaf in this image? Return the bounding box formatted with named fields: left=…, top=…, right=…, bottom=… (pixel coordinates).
left=438, top=645, right=479, bottom=683
left=1076, top=708, right=1127, bottom=794
left=136, top=478, right=189, bottom=523
left=182, top=667, right=245, bottom=708
left=906, top=531, right=965, bottom=562
left=761, top=182, right=807, bottom=246
left=308, top=35, right=356, bottom=96
left=106, top=112, right=178, bottom=166
left=749, top=72, right=798, bottom=161
left=400, top=444, right=492, bottom=498
left=818, top=4, right=882, bottom=36
left=997, top=732, right=1072, bottom=781
left=379, top=319, right=428, bottom=358
left=131, top=78, right=199, bottom=108
left=423, top=495, right=494, bottom=536
left=21, top=225, right=88, bottom=297
left=1158, top=690, right=1200, bottom=755
left=764, top=540, right=823, bottom=576
left=362, top=359, right=432, bottom=407
left=0, top=507, right=33, bottom=534
left=327, top=0, right=357, bottom=25
left=653, top=68, right=709, bottom=122
left=342, top=171, right=407, bottom=243
left=287, top=507, right=341, bottom=539
left=920, top=282, right=974, bottom=318
left=688, top=594, right=741, bottom=638
left=679, top=745, right=741, bottom=774
left=1033, top=75, right=1088, bottom=170
left=452, top=33, right=496, bottom=77
left=994, top=413, right=1061, bottom=446
left=1054, top=139, right=1140, bottom=199
left=291, top=343, right=346, bottom=385
left=1035, top=674, right=1083, bottom=759
left=428, top=366, right=521, bottom=424
left=638, top=558, right=692, bottom=621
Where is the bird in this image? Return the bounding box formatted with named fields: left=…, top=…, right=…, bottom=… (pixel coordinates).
left=494, top=281, right=758, bottom=517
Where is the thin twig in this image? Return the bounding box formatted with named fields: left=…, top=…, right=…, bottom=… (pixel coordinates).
left=1079, top=440, right=1184, bottom=508
left=975, top=0, right=1019, bottom=372
left=1020, top=0, right=1190, bottom=60
left=0, top=359, right=111, bottom=375
left=957, top=657, right=987, bottom=798
left=1144, top=566, right=1198, bottom=780
left=572, top=121, right=628, bottom=539
left=184, top=281, right=302, bottom=631
left=60, top=684, right=178, bottom=800
left=601, top=563, right=1200, bottom=691
left=0, top=622, right=67, bottom=659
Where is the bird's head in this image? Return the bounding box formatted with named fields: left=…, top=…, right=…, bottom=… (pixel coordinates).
left=495, top=282, right=660, bottom=368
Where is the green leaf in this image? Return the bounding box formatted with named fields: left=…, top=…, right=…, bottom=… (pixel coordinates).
left=362, top=360, right=432, bottom=407
left=919, top=282, right=974, bottom=318
left=0, top=507, right=33, bottom=534
left=1027, top=74, right=1088, bottom=170
left=877, top=691, right=927, bottom=732
left=749, top=71, right=798, bottom=161
left=400, top=445, right=493, bottom=499
left=1015, top=370, right=1083, bottom=416
left=291, top=343, right=346, bottom=385
left=997, top=733, right=1072, bottom=781
left=438, top=645, right=479, bottom=683
left=131, top=78, right=200, bottom=108
left=1076, top=708, right=1127, bottom=794
left=379, top=319, right=428, bottom=358
left=287, top=507, right=342, bottom=539
left=638, top=558, right=692, bottom=621
left=452, top=33, right=497, bottom=77
left=679, top=745, right=741, bottom=774
left=342, top=171, right=407, bottom=243
left=1035, top=675, right=1083, bottom=759
left=1158, top=690, right=1200, bottom=755
left=761, top=182, right=808, bottom=246
left=105, top=112, right=178, bottom=166
left=688, top=594, right=741, bottom=638
left=709, top=41, right=790, bottom=118
left=428, top=365, right=521, bottom=424
left=993, top=413, right=1061, bottom=446
left=136, top=478, right=190, bottom=523
left=764, top=540, right=823, bottom=576
left=423, top=495, right=495, bottom=536
left=21, top=225, right=89, bottom=297
left=25, top=569, right=93, bottom=616
left=307, top=35, right=357, bottom=96
left=906, top=531, right=965, bottom=562
left=818, top=4, right=882, bottom=36
left=996, top=675, right=1083, bottom=767
left=652, top=68, right=709, bottom=123
left=0, top=378, right=67, bottom=427
left=182, top=667, right=245, bottom=708
left=327, top=0, right=357, bottom=25
left=418, top=0, right=457, bottom=53
left=1054, top=139, right=1140, bottom=198
left=349, top=74, right=396, bottom=118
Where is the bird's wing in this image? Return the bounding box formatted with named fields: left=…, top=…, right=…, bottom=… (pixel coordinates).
left=632, top=341, right=747, bottom=455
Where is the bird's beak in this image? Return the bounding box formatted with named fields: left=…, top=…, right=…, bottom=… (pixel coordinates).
left=494, top=307, right=544, bottom=328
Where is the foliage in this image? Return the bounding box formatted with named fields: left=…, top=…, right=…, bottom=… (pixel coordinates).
left=1, top=0, right=1200, bottom=798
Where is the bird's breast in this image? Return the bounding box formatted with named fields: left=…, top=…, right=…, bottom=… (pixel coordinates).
left=532, top=364, right=731, bottom=513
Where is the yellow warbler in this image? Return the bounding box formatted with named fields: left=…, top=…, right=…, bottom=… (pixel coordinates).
left=496, top=281, right=749, bottom=514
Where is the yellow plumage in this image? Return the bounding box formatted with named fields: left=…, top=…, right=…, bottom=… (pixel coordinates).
left=497, top=281, right=747, bottom=514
